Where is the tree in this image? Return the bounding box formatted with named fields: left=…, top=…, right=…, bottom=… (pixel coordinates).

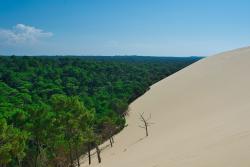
left=51, top=94, right=93, bottom=167
left=25, top=103, right=53, bottom=167
left=0, top=118, right=28, bottom=166
left=94, top=141, right=101, bottom=164
left=82, top=109, right=104, bottom=165
left=101, top=117, right=117, bottom=147
left=139, top=113, right=153, bottom=137
left=83, top=128, right=95, bottom=165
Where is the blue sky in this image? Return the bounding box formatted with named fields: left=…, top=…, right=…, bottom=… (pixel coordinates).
left=0, top=0, right=250, bottom=56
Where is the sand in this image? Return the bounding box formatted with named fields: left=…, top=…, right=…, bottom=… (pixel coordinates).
left=80, top=46, right=250, bottom=167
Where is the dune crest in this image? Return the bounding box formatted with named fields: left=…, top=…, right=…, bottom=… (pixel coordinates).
left=81, top=46, right=250, bottom=167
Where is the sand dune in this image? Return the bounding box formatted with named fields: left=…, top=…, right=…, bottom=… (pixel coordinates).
left=80, top=46, right=250, bottom=167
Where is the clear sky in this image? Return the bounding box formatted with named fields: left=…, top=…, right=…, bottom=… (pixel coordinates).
left=0, top=0, right=250, bottom=56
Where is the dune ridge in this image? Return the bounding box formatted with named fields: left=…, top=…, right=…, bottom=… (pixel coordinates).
left=81, top=46, right=250, bottom=167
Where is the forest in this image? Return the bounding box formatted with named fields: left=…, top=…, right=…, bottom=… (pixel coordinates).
left=0, top=55, right=200, bottom=167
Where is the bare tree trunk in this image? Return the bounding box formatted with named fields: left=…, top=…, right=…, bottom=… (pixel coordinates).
left=109, top=138, right=113, bottom=147
left=75, top=144, right=80, bottom=167
left=145, top=124, right=148, bottom=136
left=68, top=141, right=74, bottom=167
left=87, top=143, right=91, bottom=165
left=111, top=136, right=114, bottom=143
left=95, top=143, right=101, bottom=163
left=17, top=156, right=22, bottom=167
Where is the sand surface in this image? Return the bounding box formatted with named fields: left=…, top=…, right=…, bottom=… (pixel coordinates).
left=80, top=46, right=250, bottom=167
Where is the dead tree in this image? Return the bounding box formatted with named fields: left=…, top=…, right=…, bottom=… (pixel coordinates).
left=139, top=112, right=153, bottom=137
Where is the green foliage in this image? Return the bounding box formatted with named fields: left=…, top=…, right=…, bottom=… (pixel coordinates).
left=0, top=56, right=200, bottom=166
left=0, top=118, right=28, bottom=165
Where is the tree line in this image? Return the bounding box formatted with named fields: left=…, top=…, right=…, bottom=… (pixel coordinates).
left=0, top=55, right=200, bottom=166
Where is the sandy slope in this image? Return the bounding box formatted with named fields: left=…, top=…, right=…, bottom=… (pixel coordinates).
left=80, top=46, right=250, bottom=167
